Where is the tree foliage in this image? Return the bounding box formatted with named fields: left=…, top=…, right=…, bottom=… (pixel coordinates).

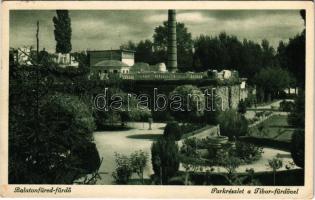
left=112, top=153, right=133, bottom=184
left=254, top=66, right=291, bottom=102
left=153, top=21, right=193, bottom=71
left=163, top=121, right=182, bottom=141
left=151, top=138, right=180, bottom=184
left=9, top=93, right=100, bottom=184
left=130, top=150, right=148, bottom=184
left=290, top=129, right=304, bottom=168
left=288, top=90, right=305, bottom=128
left=218, top=110, right=248, bottom=140
left=135, top=40, right=155, bottom=65
left=93, top=87, right=152, bottom=129
left=193, top=33, right=276, bottom=82
left=53, top=10, right=72, bottom=53
left=169, top=85, right=205, bottom=123
left=237, top=99, right=247, bottom=114
left=276, top=10, right=305, bottom=87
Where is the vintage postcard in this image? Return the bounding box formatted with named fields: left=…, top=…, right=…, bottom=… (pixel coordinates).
left=0, top=1, right=314, bottom=199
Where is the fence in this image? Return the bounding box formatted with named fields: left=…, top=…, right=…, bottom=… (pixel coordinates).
left=121, top=72, right=206, bottom=80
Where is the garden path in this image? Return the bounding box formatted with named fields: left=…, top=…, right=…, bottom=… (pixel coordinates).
left=93, top=122, right=165, bottom=184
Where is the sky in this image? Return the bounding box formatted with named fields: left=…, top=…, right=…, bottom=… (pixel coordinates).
left=10, top=10, right=304, bottom=52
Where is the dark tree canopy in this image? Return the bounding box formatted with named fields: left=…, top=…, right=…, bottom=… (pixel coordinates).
left=153, top=21, right=193, bottom=71
left=218, top=110, right=248, bottom=140
left=276, top=10, right=305, bottom=88
left=193, top=33, right=277, bottom=84
left=53, top=10, right=72, bottom=54
left=151, top=137, right=180, bottom=184
left=254, top=66, right=291, bottom=102
left=169, top=85, right=205, bottom=123
left=135, top=40, right=155, bottom=64
left=288, top=90, right=305, bottom=128
left=277, top=33, right=305, bottom=87
left=291, top=129, right=304, bottom=168
left=9, top=92, right=100, bottom=184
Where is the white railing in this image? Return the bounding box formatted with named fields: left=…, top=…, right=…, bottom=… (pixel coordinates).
left=121, top=72, right=205, bottom=80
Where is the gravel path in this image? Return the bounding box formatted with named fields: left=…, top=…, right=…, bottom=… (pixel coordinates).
left=93, top=122, right=165, bottom=184
left=93, top=122, right=298, bottom=184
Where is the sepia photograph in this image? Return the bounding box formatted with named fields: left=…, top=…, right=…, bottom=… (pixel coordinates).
left=1, top=1, right=314, bottom=198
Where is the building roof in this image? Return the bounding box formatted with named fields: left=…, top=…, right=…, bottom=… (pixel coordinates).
left=87, top=49, right=136, bottom=53
left=93, top=60, right=129, bottom=68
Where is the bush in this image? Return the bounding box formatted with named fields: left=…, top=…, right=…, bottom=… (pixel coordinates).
left=151, top=138, right=180, bottom=184
left=279, top=100, right=294, bottom=112
left=9, top=93, right=100, bottom=184
left=181, top=123, right=206, bottom=134
left=170, top=85, right=205, bottom=123
left=203, top=95, right=222, bottom=125
left=291, top=129, right=304, bottom=168
left=152, top=111, right=174, bottom=122
left=163, top=121, right=182, bottom=141
left=244, top=95, right=256, bottom=108
left=234, top=141, right=263, bottom=164
left=112, top=153, right=133, bottom=184
left=288, top=90, right=305, bottom=128
left=130, top=150, right=148, bottom=184
left=238, top=99, right=247, bottom=114
left=218, top=110, right=248, bottom=140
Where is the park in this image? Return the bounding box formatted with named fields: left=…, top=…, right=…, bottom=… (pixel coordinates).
left=8, top=9, right=305, bottom=186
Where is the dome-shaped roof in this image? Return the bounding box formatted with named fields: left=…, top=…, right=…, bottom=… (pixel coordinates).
left=94, top=60, right=129, bottom=68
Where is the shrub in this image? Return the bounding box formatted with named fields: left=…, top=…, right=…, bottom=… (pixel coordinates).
left=163, top=121, right=181, bottom=141
left=203, top=95, right=222, bottom=125
left=244, top=95, right=256, bottom=108
left=130, top=150, right=148, bottom=184
left=218, top=110, right=248, bottom=140
left=168, top=176, right=185, bottom=185
left=234, top=141, right=263, bottom=164
left=170, top=85, right=205, bottom=123
left=152, top=111, right=174, bottom=122
left=220, top=152, right=242, bottom=185
left=279, top=100, right=294, bottom=112
left=291, top=129, right=304, bottom=168
left=288, top=90, right=305, bottom=128
left=238, top=99, right=247, bottom=114
left=112, top=153, right=133, bottom=184
left=151, top=138, right=180, bottom=184
left=9, top=93, right=100, bottom=184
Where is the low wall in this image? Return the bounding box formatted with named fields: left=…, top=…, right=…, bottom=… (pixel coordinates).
left=121, top=72, right=206, bottom=80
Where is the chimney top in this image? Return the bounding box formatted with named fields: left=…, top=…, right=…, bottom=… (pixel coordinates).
left=167, top=10, right=177, bottom=73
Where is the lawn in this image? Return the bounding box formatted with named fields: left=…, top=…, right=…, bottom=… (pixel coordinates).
left=249, top=115, right=295, bottom=142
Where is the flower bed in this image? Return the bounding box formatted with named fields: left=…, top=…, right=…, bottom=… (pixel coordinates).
left=180, top=137, right=263, bottom=166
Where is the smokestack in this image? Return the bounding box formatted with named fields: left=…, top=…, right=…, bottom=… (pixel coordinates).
left=167, top=10, right=177, bottom=72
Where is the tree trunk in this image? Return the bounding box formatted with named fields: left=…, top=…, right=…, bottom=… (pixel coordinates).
left=273, top=170, right=276, bottom=186
left=185, top=171, right=189, bottom=185
left=160, top=166, right=163, bottom=185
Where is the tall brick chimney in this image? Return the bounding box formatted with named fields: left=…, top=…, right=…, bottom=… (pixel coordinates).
left=167, top=10, right=177, bottom=72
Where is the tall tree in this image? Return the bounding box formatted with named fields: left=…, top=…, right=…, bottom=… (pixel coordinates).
left=193, top=33, right=264, bottom=83
left=53, top=10, right=72, bottom=54
left=120, top=40, right=137, bottom=51
left=254, top=66, right=291, bottom=102
left=261, top=39, right=276, bottom=68
left=135, top=40, right=155, bottom=64
left=153, top=22, right=193, bottom=71
left=275, top=9, right=305, bottom=88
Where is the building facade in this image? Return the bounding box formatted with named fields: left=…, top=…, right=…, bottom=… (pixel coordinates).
left=88, top=49, right=135, bottom=67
